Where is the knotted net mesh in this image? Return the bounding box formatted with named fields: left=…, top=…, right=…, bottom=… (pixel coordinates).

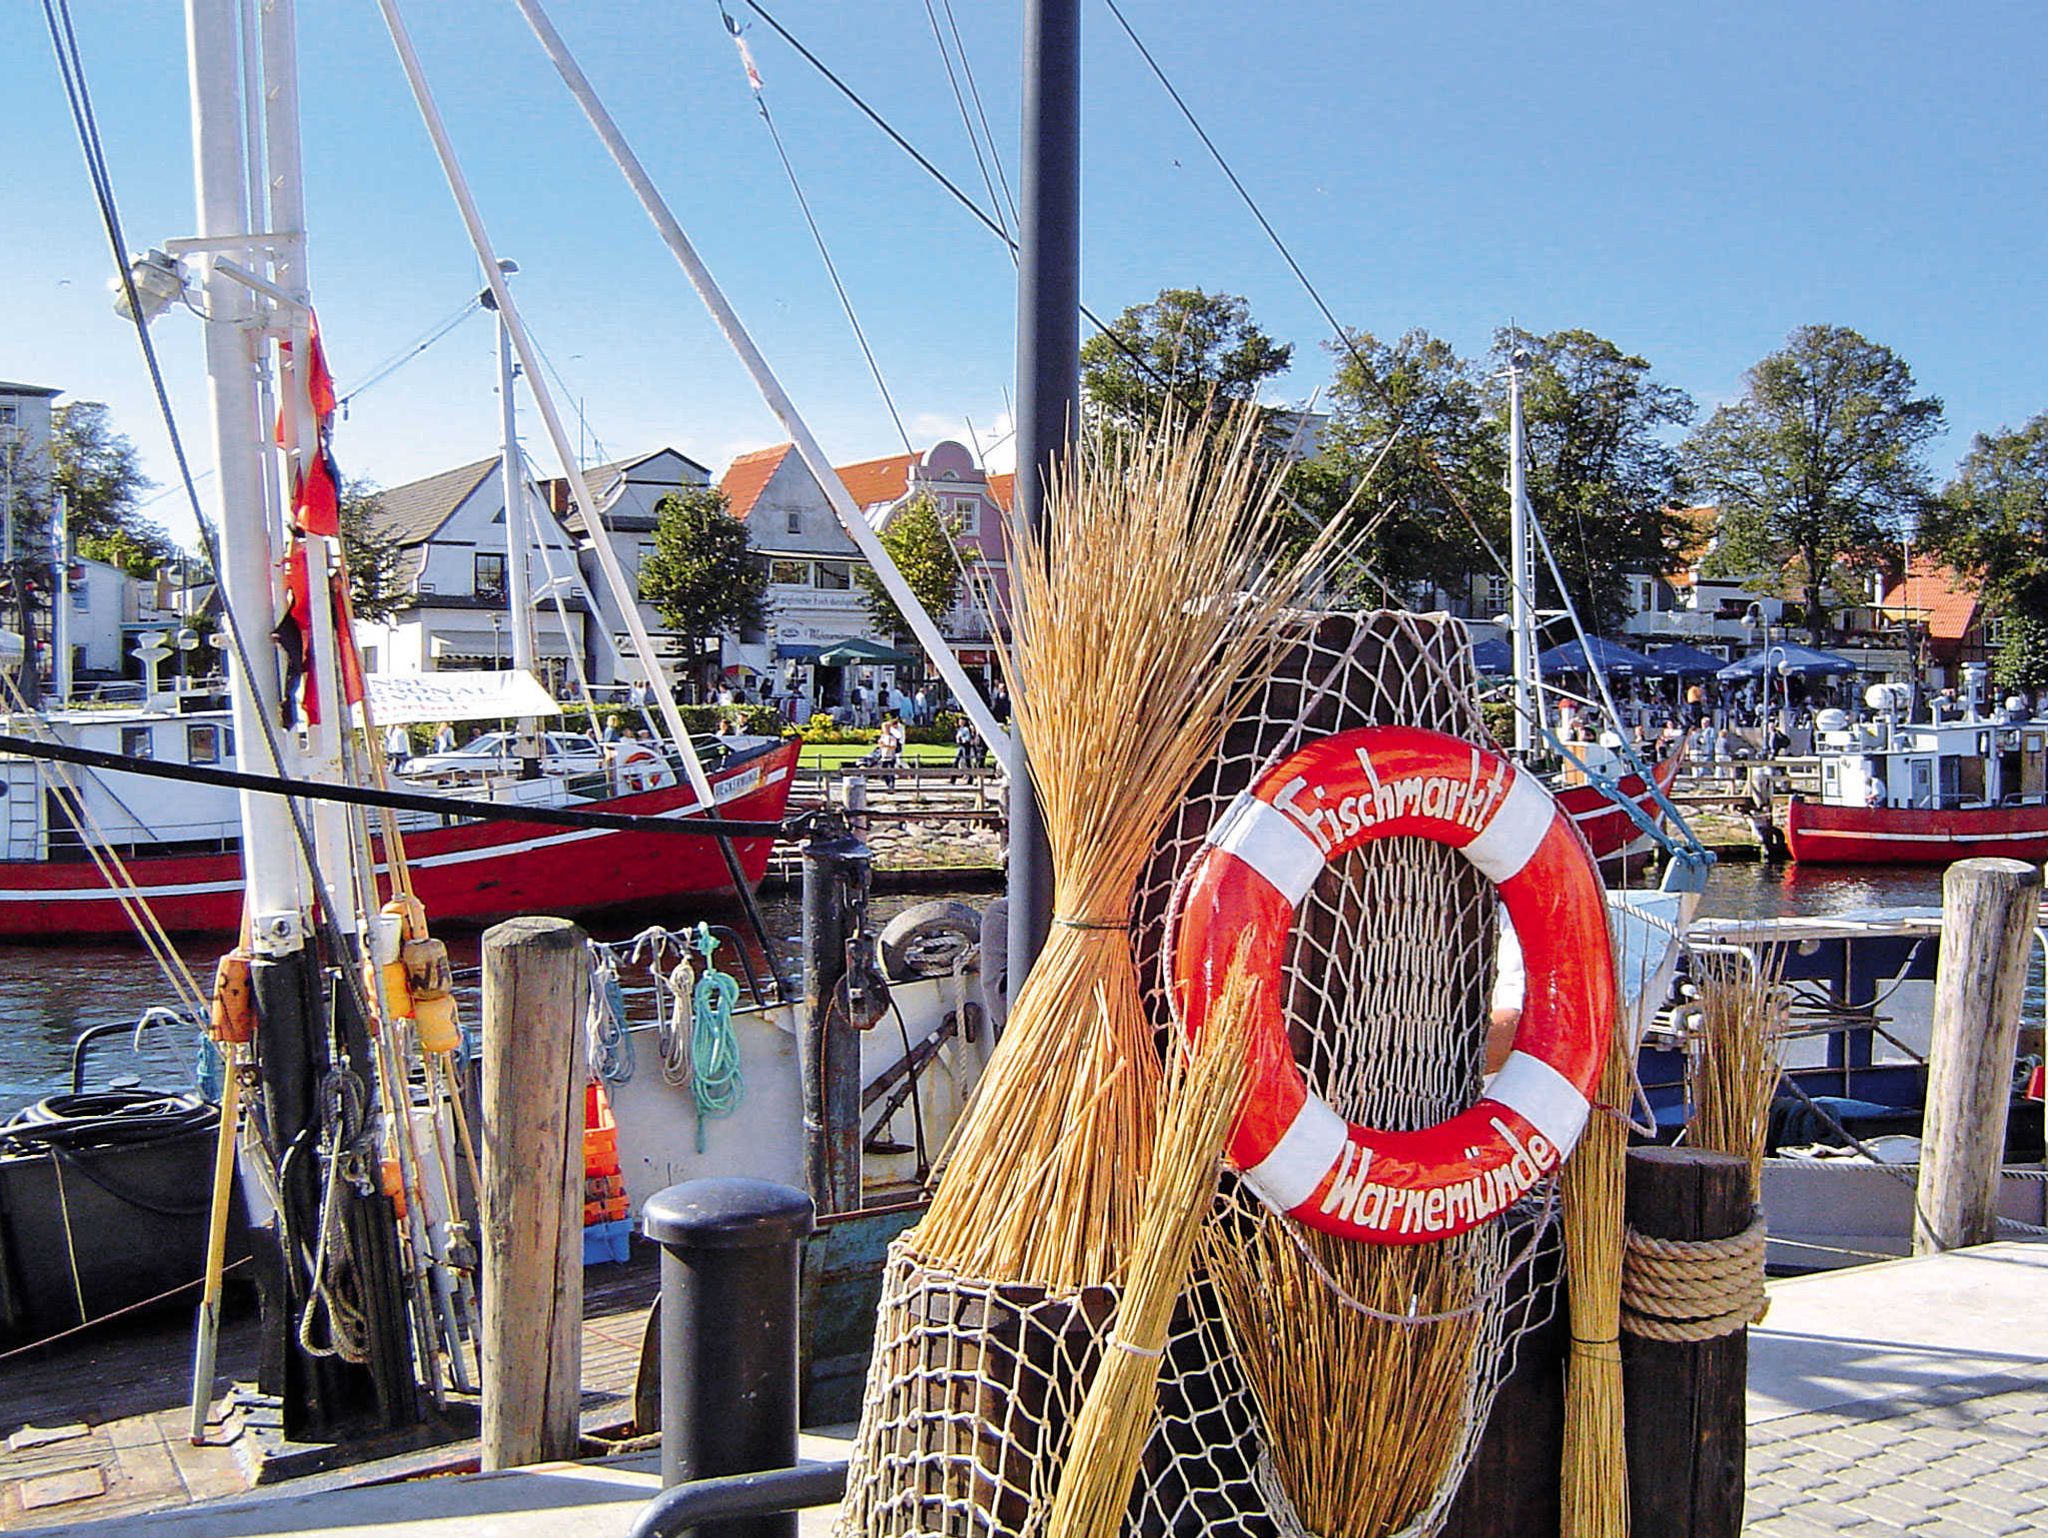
left=838, top=611, right=1561, bottom=1538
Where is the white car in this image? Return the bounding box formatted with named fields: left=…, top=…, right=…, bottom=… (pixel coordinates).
left=397, top=730, right=607, bottom=780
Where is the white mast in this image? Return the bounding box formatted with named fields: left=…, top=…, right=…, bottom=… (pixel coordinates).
left=51, top=492, right=70, bottom=705
left=185, top=0, right=304, bottom=935
left=493, top=265, right=541, bottom=763
left=1508, top=355, right=1538, bottom=755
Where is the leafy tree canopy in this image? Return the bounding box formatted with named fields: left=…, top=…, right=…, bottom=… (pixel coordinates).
left=338, top=477, right=410, bottom=624
left=1080, top=287, right=1292, bottom=432
left=79, top=522, right=183, bottom=579
left=1494, top=326, right=1695, bottom=631
left=638, top=485, right=769, bottom=645
left=856, top=493, right=975, bottom=641
left=1920, top=412, right=2048, bottom=616
left=1290, top=327, right=1504, bottom=603
left=51, top=401, right=153, bottom=547
left=1683, top=325, right=1942, bottom=642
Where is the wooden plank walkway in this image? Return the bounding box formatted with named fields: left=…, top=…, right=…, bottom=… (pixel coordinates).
left=0, top=1254, right=661, bottom=1530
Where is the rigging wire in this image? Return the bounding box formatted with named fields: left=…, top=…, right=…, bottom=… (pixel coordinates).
left=940, top=0, right=1018, bottom=234
left=918, top=0, right=1012, bottom=253
left=719, top=5, right=913, bottom=454
left=335, top=296, right=483, bottom=415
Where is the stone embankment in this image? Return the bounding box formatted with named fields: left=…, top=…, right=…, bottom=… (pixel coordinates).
left=772, top=764, right=1006, bottom=887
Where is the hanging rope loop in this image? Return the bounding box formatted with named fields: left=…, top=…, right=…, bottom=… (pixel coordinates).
left=1620, top=1212, right=1768, bottom=1342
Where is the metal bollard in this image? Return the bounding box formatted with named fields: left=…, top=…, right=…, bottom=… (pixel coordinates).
left=642, top=1178, right=816, bottom=1535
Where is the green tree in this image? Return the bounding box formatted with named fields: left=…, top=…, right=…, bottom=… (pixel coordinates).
left=856, top=494, right=974, bottom=640
left=1080, top=287, right=1292, bottom=432
left=1683, top=325, right=1943, bottom=642
left=1919, top=413, right=2048, bottom=691
left=339, top=477, right=410, bottom=623
left=638, top=485, right=769, bottom=661
left=1496, top=327, right=1695, bottom=631
left=51, top=401, right=152, bottom=544
left=78, top=522, right=182, bottom=578
left=1291, top=327, right=1503, bottom=604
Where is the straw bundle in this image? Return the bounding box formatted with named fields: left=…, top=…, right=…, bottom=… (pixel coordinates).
left=1560, top=1026, right=1633, bottom=1538
left=1044, top=941, right=1260, bottom=1538
left=1203, top=1216, right=1485, bottom=1538
left=912, top=407, right=1337, bottom=1292
left=1687, top=951, right=1786, bottom=1192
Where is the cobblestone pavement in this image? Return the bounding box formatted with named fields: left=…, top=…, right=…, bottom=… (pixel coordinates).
left=1748, top=1366, right=2048, bottom=1535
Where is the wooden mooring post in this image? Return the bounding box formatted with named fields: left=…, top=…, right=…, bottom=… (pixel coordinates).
left=480, top=916, right=590, bottom=1468
left=1914, top=856, right=2041, bottom=1254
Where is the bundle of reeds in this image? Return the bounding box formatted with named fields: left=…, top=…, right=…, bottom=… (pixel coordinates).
left=911, top=408, right=1337, bottom=1292
left=1688, top=950, right=1786, bottom=1192
left=1203, top=1217, right=1485, bottom=1538
left=1045, top=940, right=1260, bottom=1538
left=1560, top=1026, right=1633, bottom=1538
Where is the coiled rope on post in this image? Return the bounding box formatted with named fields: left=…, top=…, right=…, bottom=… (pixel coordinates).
left=1620, top=1212, right=1768, bottom=1342
left=688, top=924, right=743, bottom=1152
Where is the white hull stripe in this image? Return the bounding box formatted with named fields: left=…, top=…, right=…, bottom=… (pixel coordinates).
left=1490, top=1050, right=1591, bottom=1152
left=1242, top=1096, right=1349, bottom=1213
left=1208, top=793, right=1325, bottom=905
left=1793, top=824, right=2048, bottom=844
left=1463, top=769, right=1554, bottom=883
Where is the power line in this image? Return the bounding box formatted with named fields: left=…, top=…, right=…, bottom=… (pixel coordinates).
left=336, top=296, right=482, bottom=414
left=919, top=0, right=1012, bottom=252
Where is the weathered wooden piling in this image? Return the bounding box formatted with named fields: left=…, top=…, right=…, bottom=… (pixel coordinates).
left=1915, top=856, right=2041, bottom=1254
left=1622, top=1146, right=1752, bottom=1538
left=480, top=915, right=589, bottom=1468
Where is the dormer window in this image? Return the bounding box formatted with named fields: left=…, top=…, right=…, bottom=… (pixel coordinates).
left=475, top=553, right=506, bottom=601
left=785, top=511, right=802, bottom=536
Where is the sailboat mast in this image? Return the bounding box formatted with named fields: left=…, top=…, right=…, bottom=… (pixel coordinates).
left=494, top=274, right=541, bottom=759
left=1508, top=356, right=1537, bottom=755
left=185, top=0, right=302, bottom=923
left=1007, top=0, right=1079, bottom=987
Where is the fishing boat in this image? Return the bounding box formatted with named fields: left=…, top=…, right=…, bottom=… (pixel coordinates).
left=1782, top=674, right=2048, bottom=864
left=0, top=698, right=798, bottom=937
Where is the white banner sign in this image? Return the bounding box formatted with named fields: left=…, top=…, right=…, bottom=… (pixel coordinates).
left=361, top=669, right=562, bottom=726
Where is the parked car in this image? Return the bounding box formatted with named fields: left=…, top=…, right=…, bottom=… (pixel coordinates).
left=397, top=730, right=606, bottom=780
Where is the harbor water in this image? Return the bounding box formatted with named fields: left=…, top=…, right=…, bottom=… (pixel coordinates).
left=0, top=862, right=2011, bottom=1105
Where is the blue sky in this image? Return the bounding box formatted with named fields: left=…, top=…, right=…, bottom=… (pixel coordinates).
left=8, top=1, right=2046, bottom=549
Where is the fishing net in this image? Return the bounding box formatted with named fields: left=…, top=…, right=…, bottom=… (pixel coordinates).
left=837, top=611, right=1562, bottom=1538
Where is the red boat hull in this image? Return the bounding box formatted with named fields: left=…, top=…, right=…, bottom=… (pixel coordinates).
left=0, top=740, right=801, bottom=938
left=1784, top=796, right=2048, bottom=865
left=1556, top=746, right=1685, bottom=863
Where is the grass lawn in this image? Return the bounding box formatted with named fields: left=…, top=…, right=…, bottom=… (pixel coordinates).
left=797, top=741, right=959, bottom=771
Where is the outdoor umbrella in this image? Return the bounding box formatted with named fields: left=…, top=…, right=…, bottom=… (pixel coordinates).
left=814, top=638, right=916, bottom=667
left=1535, top=635, right=1657, bottom=677
left=1714, top=643, right=1859, bottom=681
left=1470, top=636, right=1514, bottom=675
left=1644, top=643, right=1728, bottom=678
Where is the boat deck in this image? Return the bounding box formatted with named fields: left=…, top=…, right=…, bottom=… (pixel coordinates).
left=0, top=1252, right=661, bottom=1530
left=13, top=1241, right=2047, bottom=1536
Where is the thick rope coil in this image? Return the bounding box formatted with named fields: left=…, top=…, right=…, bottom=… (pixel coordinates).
left=1620, top=1212, right=1768, bottom=1343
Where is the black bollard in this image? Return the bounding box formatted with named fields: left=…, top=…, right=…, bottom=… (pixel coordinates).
left=642, top=1178, right=816, bottom=1534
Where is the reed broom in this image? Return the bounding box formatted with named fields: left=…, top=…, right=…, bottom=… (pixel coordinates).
left=1560, top=1016, right=1632, bottom=1538
left=1044, top=940, right=1261, bottom=1538
left=1688, top=950, right=1786, bottom=1194
left=911, top=407, right=1345, bottom=1293
left=1203, top=1214, right=1485, bottom=1537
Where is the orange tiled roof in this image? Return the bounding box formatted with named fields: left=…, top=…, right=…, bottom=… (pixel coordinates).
left=719, top=444, right=794, bottom=520
left=987, top=472, right=1014, bottom=512
left=834, top=451, right=918, bottom=509
left=1880, top=557, right=1979, bottom=643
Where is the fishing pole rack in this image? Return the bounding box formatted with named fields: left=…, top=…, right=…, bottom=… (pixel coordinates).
left=838, top=612, right=1564, bottom=1538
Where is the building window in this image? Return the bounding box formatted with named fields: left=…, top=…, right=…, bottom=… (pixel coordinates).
left=0, top=405, right=15, bottom=426
left=1987, top=616, right=2010, bottom=648
left=187, top=724, right=223, bottom=765
left=121, top=725, right=153, bottom=760
left=474, top=552, right=506, bottom=600
left=71, top=583, right=89, bottom=611
left=1483, top=575, right=1510, bottom=614
left=814, top=560, right=851, bottom=591
left=785, top=511, right=802, bottom=536
left=769, top=559, right=811, bottom=587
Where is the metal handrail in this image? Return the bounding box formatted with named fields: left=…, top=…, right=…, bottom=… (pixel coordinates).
left=626, top=1460, right=849, bottom=1538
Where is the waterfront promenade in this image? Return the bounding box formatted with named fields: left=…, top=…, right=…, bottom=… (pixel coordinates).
left=16, top=1242, right=2045, bottom=1536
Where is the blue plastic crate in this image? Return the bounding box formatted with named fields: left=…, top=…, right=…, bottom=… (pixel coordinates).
left=582, top=1216, right=632, bottom=1266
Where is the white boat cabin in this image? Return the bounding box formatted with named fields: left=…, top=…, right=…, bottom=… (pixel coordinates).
left=1812, top=708, right=2048, bottom=812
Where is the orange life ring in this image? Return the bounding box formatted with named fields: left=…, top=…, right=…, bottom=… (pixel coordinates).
left=1173, top=725, right=1615, bottom=1245
left=615, top=744, right=660, bottom=795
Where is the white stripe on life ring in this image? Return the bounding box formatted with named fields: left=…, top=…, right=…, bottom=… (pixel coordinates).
left=1206, top=792, right=1325, bottom=905
left=1462, top=767, right=1555, bottom=883
left=1241, top=1095, right=1350, bottom=1212
left=1490, top=1049, right=1593, bottom=1152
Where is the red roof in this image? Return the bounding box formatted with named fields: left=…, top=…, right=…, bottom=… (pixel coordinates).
left=834, top=451, right=918, bottom=509
left=987, top=472, right=1014, bottom=512
left=719, top=444, right=794, bottom=520
left=1880, top=557, right=1979, bottom=643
